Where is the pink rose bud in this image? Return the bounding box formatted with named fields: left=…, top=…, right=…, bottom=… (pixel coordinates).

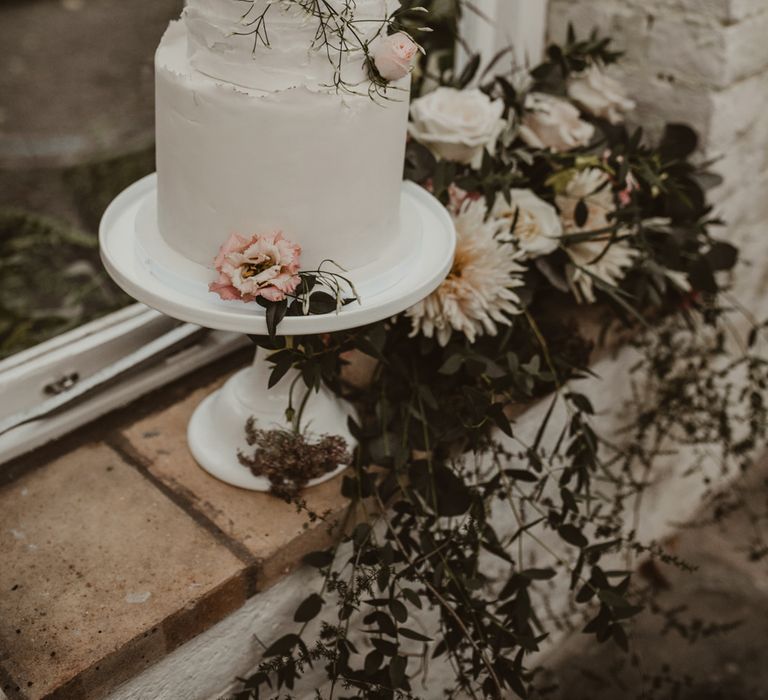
left=371, top=32, right=419, bottom=82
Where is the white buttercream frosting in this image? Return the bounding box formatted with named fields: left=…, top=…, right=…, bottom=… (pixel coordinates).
left=154, top=12, right=411, bottom=274
left=185, top=0, right=400, bottom=91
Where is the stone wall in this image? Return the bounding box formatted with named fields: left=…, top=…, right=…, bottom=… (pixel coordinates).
left=548, top=0, right=768, bottom=246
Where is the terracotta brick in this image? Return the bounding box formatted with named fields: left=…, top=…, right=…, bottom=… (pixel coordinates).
left=0, top=443, right=245, bottom=700
left=119, top=377, right=352, bottom=591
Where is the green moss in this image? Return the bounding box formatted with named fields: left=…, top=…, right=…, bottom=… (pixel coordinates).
left=64, top=146, right=155, bottom=231
left=0, top=207, right=130, bottom=359
left=0, top=146, right=156, bottom=359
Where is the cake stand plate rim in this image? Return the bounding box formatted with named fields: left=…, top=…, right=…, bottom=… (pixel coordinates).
left=99, top=173, right=456, bottom=335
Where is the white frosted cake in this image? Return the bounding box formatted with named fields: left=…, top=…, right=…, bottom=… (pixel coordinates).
left=154, top=0, right=412, bottom=277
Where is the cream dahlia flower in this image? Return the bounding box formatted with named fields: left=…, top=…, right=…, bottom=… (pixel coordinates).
left=492, top=189, right=562, bottom=259
left=406, top=197, right=525, bottom=346
left=557, top=168, right=637, bottom=303
left=565, top=239, right=638, bottom=303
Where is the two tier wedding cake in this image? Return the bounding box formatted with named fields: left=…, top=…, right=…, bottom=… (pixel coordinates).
left=154, top=0, right=416, bottom=282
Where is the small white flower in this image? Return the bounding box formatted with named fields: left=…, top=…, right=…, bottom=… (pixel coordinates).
left=409, top=87, right=506, bottom=168
left=567, top=64, right=635, bottom=125
left=557, top=168, right=637, bottom=302
left=492, top=189, right=562, bottom=259
left=519, top=92, right=594, bottom=152
left=406, top=197, right=525, bottom=346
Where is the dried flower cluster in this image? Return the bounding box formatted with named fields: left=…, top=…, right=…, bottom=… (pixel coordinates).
left=238, top=419, right=351, bottom=500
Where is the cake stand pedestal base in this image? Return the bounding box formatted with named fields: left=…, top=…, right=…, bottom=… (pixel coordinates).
left=187, top=348, right=355, bottom=491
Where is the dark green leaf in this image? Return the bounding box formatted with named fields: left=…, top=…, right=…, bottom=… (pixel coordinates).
left=558, top=524, right=588, bottom=548
left=705, top=242, right=738, bottom=271
left=294, top=593, right=324, bottom=623
left=389, top=655, right=408, bottom=688
left=265, top=300, right=288, bottom=341
left=457, top=53, right=481, bottom=89
left=371, top=637, right=397, bottom=657
left=401, top=587, right=423, bottom=610
left=611, top=623, right=629, bottom=652
left=439, top=354, right=465, bottom=375
left=575, top=199, right=589, bottom=228
left=521, top=568, right=557, bottom=581
left=398, top=627, right=432, bottom=642
left=307, top=291, right=338, bottom=315
left=365, top=650, right=383, bottom=674
left=659, top=123, right=698, bottom=159
left=505, top=469, right=539, bottom=483
left=263, top=633, right=301, bottom=657
left=389, top=599, right=408, bottom=623
left=302, top=550, right=334, bottom=568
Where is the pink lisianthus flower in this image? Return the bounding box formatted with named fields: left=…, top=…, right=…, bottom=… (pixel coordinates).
left=209, top=232, right=301, bottom=303
left=370, top=32, right=420, bottom=81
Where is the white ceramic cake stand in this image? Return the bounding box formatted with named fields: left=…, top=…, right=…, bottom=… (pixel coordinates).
left=99, top=174, right=455, bottom=491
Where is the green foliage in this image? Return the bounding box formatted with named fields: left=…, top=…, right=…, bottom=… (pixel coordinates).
left=239, top=297, right=768, bottom=699
left=531, top=24, right=624, bottom=93
left=256, top=265, right=359, bottom=339
left=0, top=208, right=129, bottom=359
left=232, top=25, right=763, bottom=700
left=1, top=146, right=153, bottom=358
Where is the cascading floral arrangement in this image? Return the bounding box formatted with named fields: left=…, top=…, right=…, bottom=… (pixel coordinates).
left=228, top=10, right=767, bottom=700
left=401, top=32, right=733, bottom=338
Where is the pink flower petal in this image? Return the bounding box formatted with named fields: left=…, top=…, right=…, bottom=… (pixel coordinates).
left=213, top=233, right=249, bottom=269
left=258, top=287, right=286, bottom=302
left=209, top=280, right=243, bottom=301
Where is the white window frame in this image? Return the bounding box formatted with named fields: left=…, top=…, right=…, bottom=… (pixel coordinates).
left=0, top=306, right=248, bottom=465
left=0, top=1, right=550, bottom=467
left=456, top=0, right=549, bottom=74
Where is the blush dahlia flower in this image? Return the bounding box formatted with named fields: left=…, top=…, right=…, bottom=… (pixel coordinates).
left=406, top=197, right=525, bottom=346
left=209, top=232, right=301, bottom=303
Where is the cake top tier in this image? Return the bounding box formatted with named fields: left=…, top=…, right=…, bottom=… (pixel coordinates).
left=184, top=0, right=401, bottom=93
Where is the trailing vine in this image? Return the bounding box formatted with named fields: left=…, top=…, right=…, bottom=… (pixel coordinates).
left=222, top=8, right=767, bottom=700
left=233, top=0, right=426, bottom=98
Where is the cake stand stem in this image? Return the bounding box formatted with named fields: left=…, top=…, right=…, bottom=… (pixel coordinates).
left=187, top=345, right=356, bottom=492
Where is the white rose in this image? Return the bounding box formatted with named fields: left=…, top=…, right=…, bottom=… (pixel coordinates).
left=519, top=92, right=595, bottom=152
left=492, top=189, right=562, bottom=259
left=567, top=64, right=636, bottom=124
left=556, top=168, right=615, bottom=233
left=409, top=87, right=506, bottom=168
